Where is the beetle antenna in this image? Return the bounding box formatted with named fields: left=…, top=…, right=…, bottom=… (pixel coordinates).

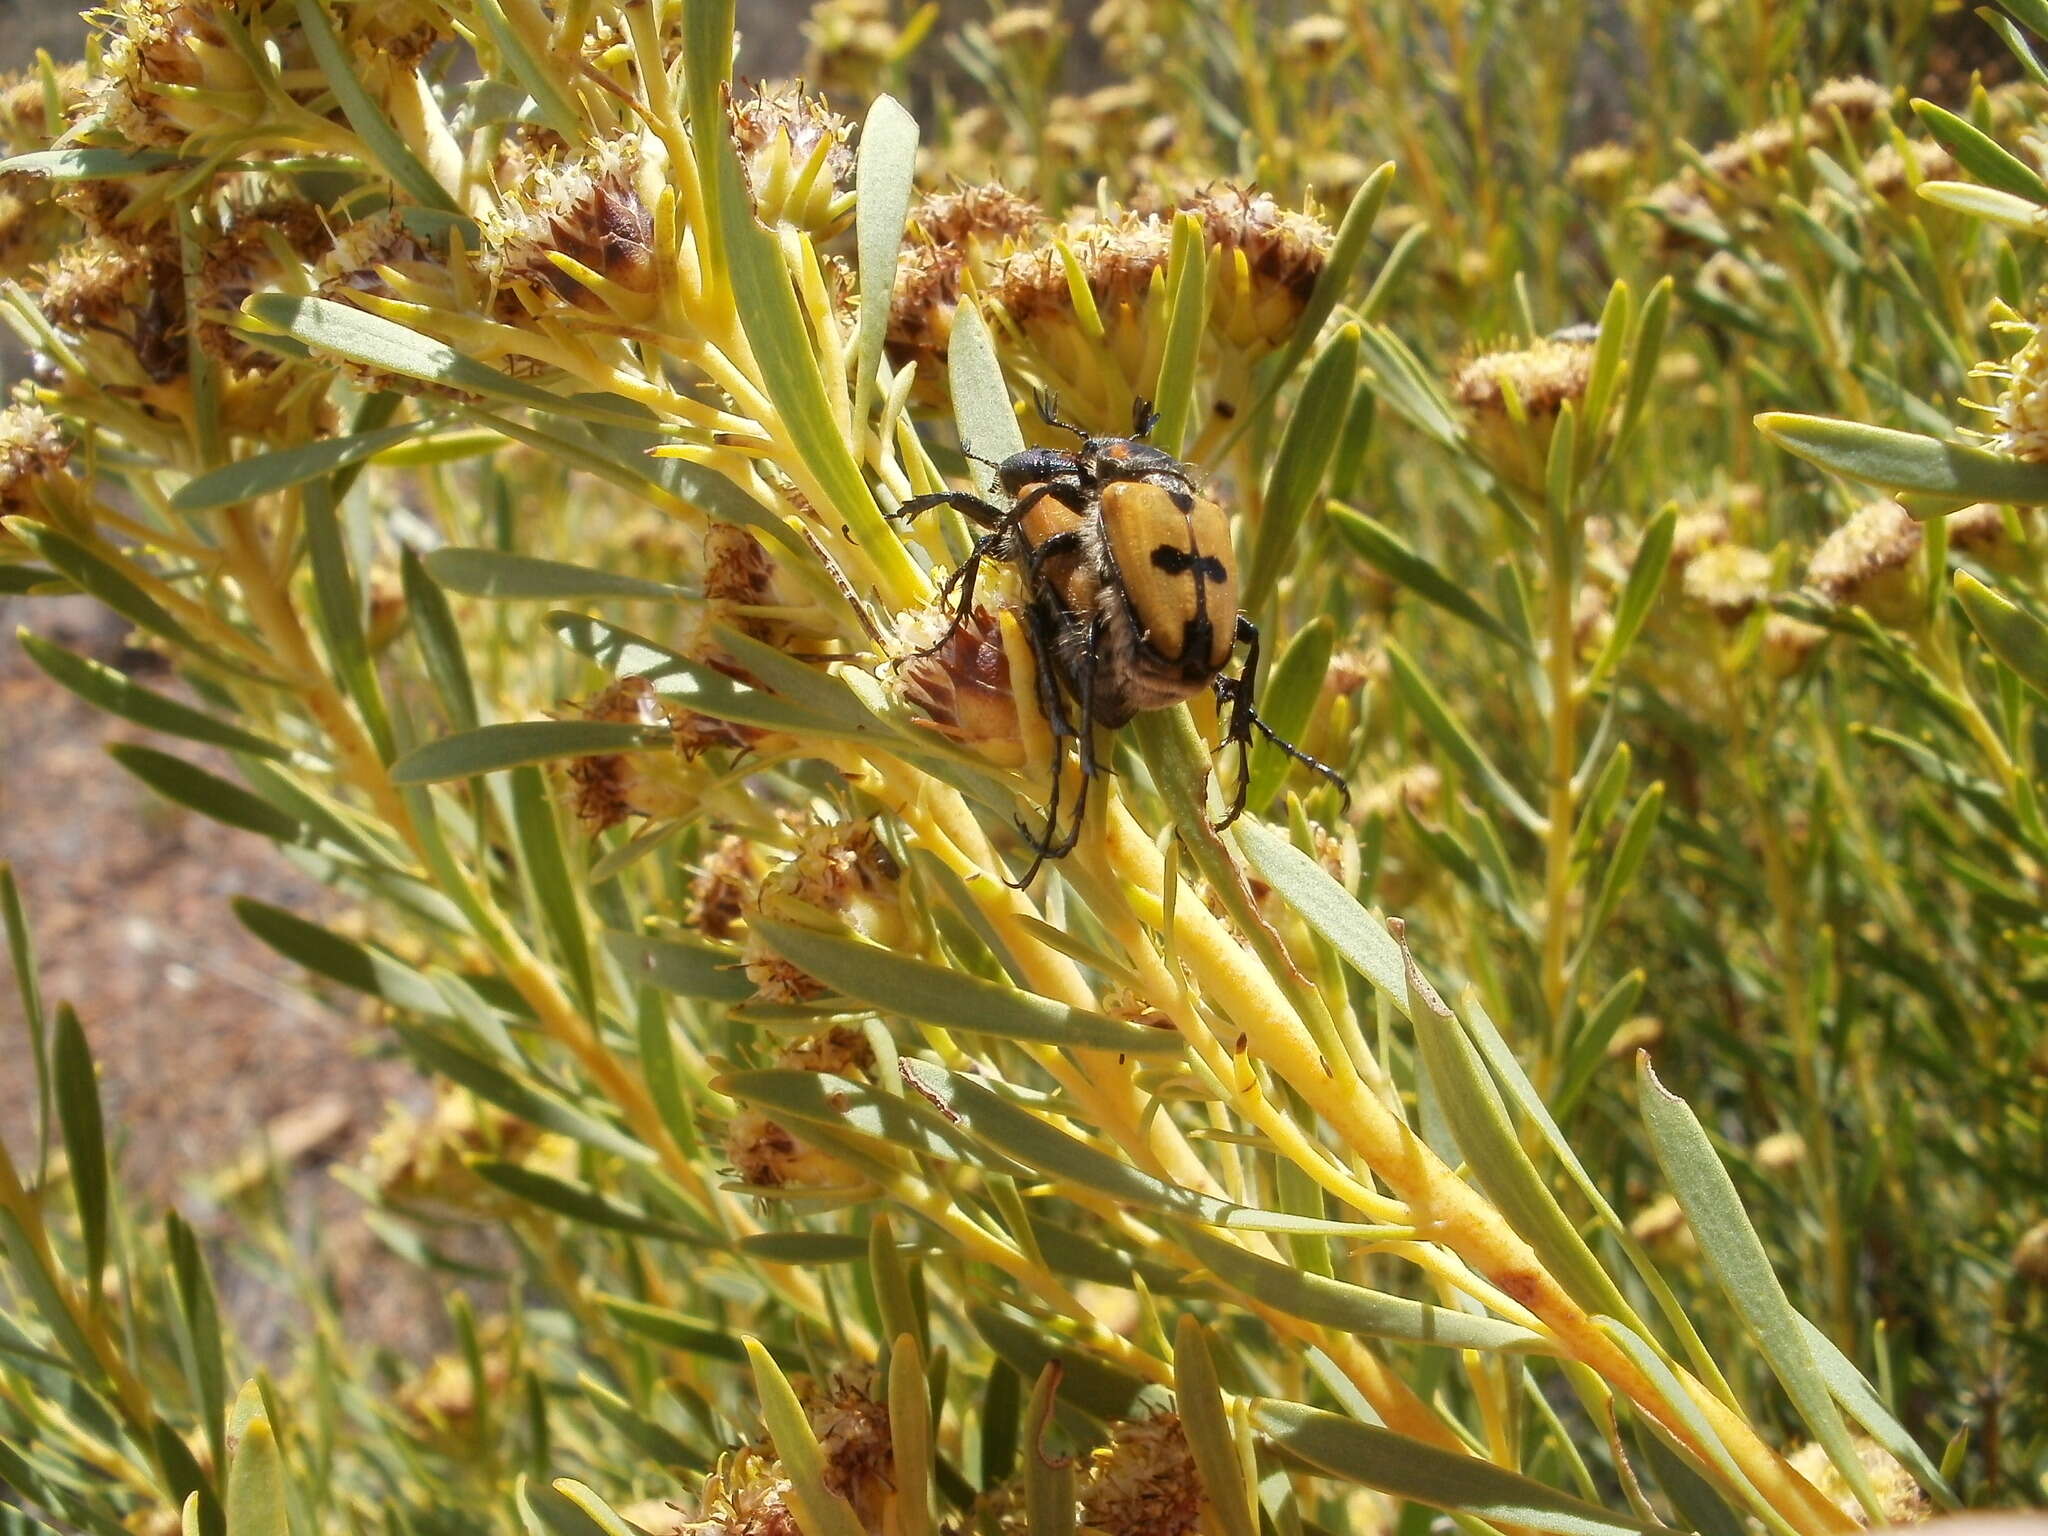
left=1131, top=397, right=1160, bottom=439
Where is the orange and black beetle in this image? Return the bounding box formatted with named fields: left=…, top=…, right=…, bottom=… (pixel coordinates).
left=896, top=392, right=1347, bottom=884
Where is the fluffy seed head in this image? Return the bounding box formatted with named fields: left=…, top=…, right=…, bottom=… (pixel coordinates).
left=691, top=834, right=766, bottom=942
left=1080, top=1414, right=1202, bottom=1536
left=683, top=1448, right=802, bottom=1536
left=1452, top=337, right=1594, bottom=488
left=563, top=677, right=690, bottom=831
left=1807, top=77, right=1893, bottom=131
left=1785, top=1439, right=1929, bottom=1527
left=479, top=137, right=655, bottom=317
left=0, top=402, right=72, bottom=514
left=2015, top=1220, right=2048, bottom=1286
left=1567, top=140, right=1636, bottom=201
left=730, top=81, right=856, bottom=239
left=1682, top=543, right=1773, bottom=622
left=1281, top=14, right=1349, bottom=66
left=1806, top=500, right=1925, bottom=624
left=1756, top=1131, right=1807, bottom=1173
left=1763, top=614, right=1829, bottom=680
left=1991, top=323, right=2048, bottom=462
left=1606, top=1015, right=1664, bottom=1059
left=801, top=1373, right=894, bottom=1530
left=1859, top=140, right=1954, bottom=203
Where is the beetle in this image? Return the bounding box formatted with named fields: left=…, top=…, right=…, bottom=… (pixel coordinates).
left=894, top=391, right=1347, bottom=884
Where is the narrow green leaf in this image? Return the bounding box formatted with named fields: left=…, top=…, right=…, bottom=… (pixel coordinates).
left=166, top=1213, right=228, bottom=1477
left=293, top=0, right=459, bottom=211
left=605, top=930, right=754, bottom=1002
left=552, top=1480, right=649, bottom=1536
left=109, top=745, right=303, bottom=842
left=424, top=547, right=692, bottom=601
left=1173, top=1318, right=1258, bottom=1536
left=1245, top=325, right=1360, bottom=610
left=902, top=1062, right=1382, bottom=1235
left=223, top=1415, right=287, bottom=1536
left=51, top=1007, right=107, bottom=1295
left=17, top=632, right=289, bottom=760
left=1911, top=98, right=2048, bottom=202
left=754, top=921, right=1182, bottom=1055
left=233, top=897, right=448, bottom=1016
left=596, top=1295, right=799, bottom=1367
left=0, top=561, right=61, bottom=594
left=1021, top=1363, right=1078, bottom=1536
left=1149, top=212, right=1211, bottom=457
left=1956, top=571, right=2048, bottom=700
left=1581, top=784, right=1664, bottom=944
left=0, top=1205, right=99, bottom=1380
left=470, top=1162, right=722, bottom=1245
left=6, top=520, right=230, bottom=666
left=1595, top=504, right=1676, bottom=681
left=1328, top=506, right=1526, bottom=651
left=1618, top=279, right=1674, bottom=442
left=302, top=478, right=386, bottom=757
left=509, top=764, right=595, bottom=1015
left=889, top=1335, right=936, bottom=1536
left=1406, top=958, right=1633, bottom=1321
left=1253, top=1400, right=1672, bottom=1536
left=1916, top=178, right=2048, bottom=230
left=1384, top=640, right=1545, bottom=831
left=393, top=1023, right=653, bottom=1164
left=401, top=546, right=480, bottom=732
left=547, top=612, right=852, bottom=738
left=1636, top=1060, right=1888, bottom=1525
left=1795, top=1318, right=1957, bottom=1509
left=243, top=296, right=652, bottom=429
left=972, top=1307, right=1163, bottom=1424
left=390, top=720, right=664, bottom=783
left=580, top=1375, right=696, bottom=1469
left=1175, top=1227, right=1541, bottom=1351
left=1220, top=161, right=1395, bottom=452
left=0, top=147, right=184, bottom=177
left=171, top=423, right=424, bottom=510
left=948, top=300, right=1028, bottom=492
left=747, top=1339, right=872, bottom=1536
left=0, top=864, right=50, bottom=1176
left=854, top=96, right=920, bottom=426
left=1756, top=413, right=2048, bottom=500
left=710, top=122, right=917, bottom=594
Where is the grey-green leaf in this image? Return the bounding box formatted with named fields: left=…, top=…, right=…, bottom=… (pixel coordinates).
left=605, top=930, right=754, bottom=1002
left=170, top=422, right=425, bottom=510
left=391, top=720, right=665, bottom=783
left=18, top=632, right=290, bottom=761
left=1755, top=413, right=2048, bottom=502
left=1636, top=1059, right=1888, bottom=1526
left=108, top=745, right=303, bottom=842
left=1253, top=1399, right=1673, bottom=1536
left=753, top=921, right=1183, bottom=1055
left=424, top=548, right=693, bottom=602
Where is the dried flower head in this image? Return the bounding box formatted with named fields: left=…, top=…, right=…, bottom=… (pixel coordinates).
left=1945, top=501, right=2033, bottom=574
left=1859, top=140, right=1954, bottom=203
left=995, top=190, right=1329, bottom=430
left=1755, top=1131, right=1807, bottom=1173
left=799, top=1372, right=894, bottom=1530
left=0, top=402, right=73, bottom=514
left=1281, top=14, right=1349, bottom=67
left=1805, top=500, right=1925, bottom=625
left=986, top=7, right=1059, bottom=48
left=1807, top=77, right=1893, bottom=132
left=2016, top=1220, right=2048, bottom=1287
left=480, top=137, right=655, bottom=320
left=777, top=1025, right=876, bottom=1077
left=691, top=834, right=766, bottom=942
left=887, top=185, right=1042, bottom=384
left=1762, top=614, right=1829, bottom=680
left=1606, top=1015, right=1664, bottom=1059
left=1988, top=322, right=2048, bottom=462
left=562, top=676, right=690, bottom=832
left=1629, top=1193, right=1694, bottom=1254
left=0, top=61, right=84, bottom=151
left=1568, top=140, right=1636, bottom=202
left=194, top=198, right=331, bottom=372
left=730, top=81, right=856, bottom=239
left=364, top=1084, right=563, bottom=1213
left=396, top=1319, right=512, bottom=1433
left=1640, top=177, right=1725, bottom=258
left=1080, top=1413, right=1202, bottom=1536
left=1451, top=337, right=1594, bottom=488
left=896, top=604, right=1037, bottom=769
left=724, top=1105, right=861, bottom=1188
left=1682, top=543, right=1773, bottom=623
left=86, top=0, right=308, bottom=150
left=741, top=819, right=904, bottom=1000
left=1785, top=1439, right=1929, bottom=1527
left=684, top=1448, right=802, bottom=1536
left=1701, top=121, right=1796, bottom=194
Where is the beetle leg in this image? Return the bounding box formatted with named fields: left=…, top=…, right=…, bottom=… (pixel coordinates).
left=1212, top=616, right=1351, bottom=826
left=1049, top=616, right=1106, bottom=861
left=1021, top=528, right=1085, bottom=588
left=1008, top=610, right=1080, bottom=888
left=1034, top=387, right=1088, bottom=440
left=890, top=489, right=1009, bottom=530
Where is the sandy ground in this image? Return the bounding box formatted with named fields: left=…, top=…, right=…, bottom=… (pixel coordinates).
left=0, top=596, right=454, bottom=1357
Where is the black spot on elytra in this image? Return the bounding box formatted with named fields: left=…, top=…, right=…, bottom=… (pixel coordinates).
left=1151, top=545, right=1228, bottom=582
